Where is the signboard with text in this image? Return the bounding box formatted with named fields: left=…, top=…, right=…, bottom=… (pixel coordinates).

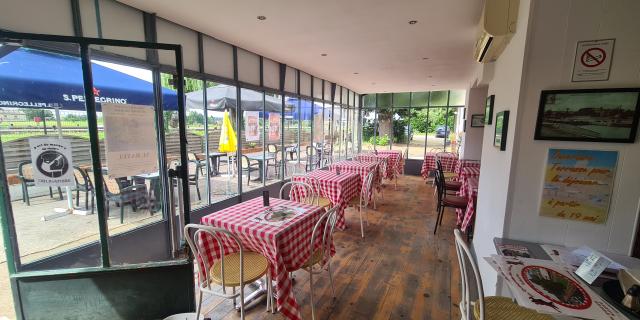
left=572, top=39, right=615, bottom=82
left=28, top=137, right=75, bottom=187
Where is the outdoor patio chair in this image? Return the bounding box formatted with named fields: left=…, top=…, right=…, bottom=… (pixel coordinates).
left=240, top=155, right=259, bottom=186
left=304, top=146, right=320, bottom=172
left=17, top=161, right=63, bottom=206
left=188, top=161, right=202, bottom=201
left=73, top=166, right=94, bottom=214
left=103, top=175, right=149, bottom=224
left=188, top=152, right=206, bottom=176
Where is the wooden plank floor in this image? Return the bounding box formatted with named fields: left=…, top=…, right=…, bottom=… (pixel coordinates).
left=200, top=175, right=461, bottom=320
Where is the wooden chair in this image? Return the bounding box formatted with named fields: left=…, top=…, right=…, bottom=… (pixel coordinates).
left=184, top=224, right=272, bottom=320
left=299, top=206, right=339, bottom=320
left=437, top=160, right=462, bottom=195
left=347, top=170, right=375, bottom=238
left=279, top=180, right=316, bottom=205
left=453, top=229, right=553, bottom=320
left=433, top=170, right=466, bottom=234
left=435, top=152, right=457, bottom=180
left=17, top=161, right=63, bottom=206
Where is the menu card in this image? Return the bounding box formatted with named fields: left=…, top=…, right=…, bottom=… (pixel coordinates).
left=575, top=252, right=613, bottom=285
left=249, top=205, right=306, bottom=227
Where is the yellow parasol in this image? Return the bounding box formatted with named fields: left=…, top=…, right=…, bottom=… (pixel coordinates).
left=218, top=110, right=237, bottom=153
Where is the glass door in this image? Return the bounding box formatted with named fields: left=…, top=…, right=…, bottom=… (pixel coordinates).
left=0, top=31, right=194, bottom=319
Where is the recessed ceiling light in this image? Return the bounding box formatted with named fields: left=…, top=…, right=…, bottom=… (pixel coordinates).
left=353, top=72, right=359, bottom=75
left=321, top=53, right=327, bottom=56
left=431, top=84, right=436, bottom=86
left=422, top=57, right=429, bottom=60
left=257, top=15, right=267, bottom=20
left=409, top=20, right=418, bottom=25
left=371, top=82, right=376, bottom=85
left=428, top=75, right=433, bottom=78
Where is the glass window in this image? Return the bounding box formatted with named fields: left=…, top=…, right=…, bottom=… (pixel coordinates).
left=426, top=107, right=448, bottom=152
left=239, top=88, right=265, bottom=192
left=312, top=101, right=325, bottom=165
left=332, top=105, right=342, bottom=160
left=377, top=93, right=392, bottom=108
left=300, top=98, right=313, bottom=171
left=323, top=102, right=332, bottom=161
left=445, top=107, right=460, bottom=153
left=411, top=92, right=429, bottom=107
left=393, top=92, right=411, bottom=107
left=408, top=108, right=428, bottom=159
left=284, top=96, right=298, bottom=176
left=265, top=92, right=282, bottom=184
left=376, top=107, right=393, bottom=150
left=391, top=108, right=410, bottom=152
left=449, top=90, right=466, bottom=106
left=429, top=91, right=448, bottom=107
left=361, top=109, right=376, bottom=152
left=363, top=94, right=376, bottom=108
left=205, top=82, right=239, bottom=202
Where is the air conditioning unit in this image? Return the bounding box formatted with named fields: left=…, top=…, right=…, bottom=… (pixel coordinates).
left=474, top=0, right=520, bottom=63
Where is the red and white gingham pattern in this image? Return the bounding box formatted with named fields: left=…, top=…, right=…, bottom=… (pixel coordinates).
left=421, top=152, right=458, bottom=179
left=455, top=175, right=479, bottom=231
left=459, top=167, right=480, bottom=181
left=354, top=153, right=395, bottom=179
left=454, top=159, right=481, bottom=175
left=375, top=150, right=403, bottom=173
left=198, top=197, right=327, bottom=320
left=292, top=170, right=360, bottom=230
left=329, top=160, right=380, bottom=200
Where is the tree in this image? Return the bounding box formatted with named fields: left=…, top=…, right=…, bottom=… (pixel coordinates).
left=23, top=109, right=53, bottom=121
left=186, top=111, right=204, bottom=126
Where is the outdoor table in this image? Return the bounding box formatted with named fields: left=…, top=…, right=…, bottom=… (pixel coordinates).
left=292, top=169, right=360, bottom=230
left=491, top=238, right=634, bottom=319
left=354, top=153, right=395, bottom=179
left=454, top=159, right=480, bottom=176
left=421, top=152, right=458, bottom=179
left=198, top=197, right=328, bottom=320
left=245, top=152, right=276, bottom=182
left=134, top=172, right=160, bottom=212
left=197, top=151, right=225, bottom=176
left=285, top=145, right=297, bottom=160
left=458, top=176, right=478, bottom=232
left=329, top=160, right=381, bottom=199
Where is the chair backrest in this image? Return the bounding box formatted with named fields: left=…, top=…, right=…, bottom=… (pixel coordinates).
left=241, top=155, right=251, bottom=169
left=267, top=144, right=277, bottom=153
left=188, top=153, right=199, bottom=161
left=454, top=229, right=485, bottom=320
left=188, top=161, right=199, bottom=178
left=103, top=175, right=121, bottom=195
left=18, top=161, right=34, bottom=180
left=309, top=206, right=339, bottom=266
left=304, top=176, right=328, bottom=203
left=306, top=145, right=316, bottom=157
left=280, top=180, right=316, bottom=204
left=435, top=160, right=449, bottom=195
left=359, top=170, right=375, bottom=207
left=73, top=166, right=91, bottom=187
left=184, top=224, right=246, bottom=294
left=379, top=158, right=388, bottom=177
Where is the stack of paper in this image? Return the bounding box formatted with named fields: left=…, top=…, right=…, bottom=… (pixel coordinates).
left=485, top=255, right=626, bottom=320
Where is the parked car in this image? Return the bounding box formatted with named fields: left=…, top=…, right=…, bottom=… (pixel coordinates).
left=435, top=126, right=449, bottom=138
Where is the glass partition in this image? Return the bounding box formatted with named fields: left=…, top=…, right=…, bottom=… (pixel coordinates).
left=323, top=102, right=333, bottom=162
left=283, top=96, right=298, bottom=176
left=265, top=92, right=283, bottom=183
left=240, top=88, right=265, bottom=191
left=332, top=105, right=342, bottom=160
left=300, top=98, right=313, bottom=170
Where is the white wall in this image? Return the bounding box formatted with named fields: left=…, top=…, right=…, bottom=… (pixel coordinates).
left=505, top=0, right=640, bottom=254
left=472, top=0, right=534, bottom=296
left=461, top=86, right=488, bottom=160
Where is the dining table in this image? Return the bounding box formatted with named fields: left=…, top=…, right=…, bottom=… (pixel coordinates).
left=354, top=153, right=395, bottom=179
left=329, top=160, right=381, bottom=198
left=197, top=197, right=330, bottom=320
left=459, top=167, right=481, bottom=181
left=197, top=151, right=226, bottom=176
left=454, top=159, right=481, bottom=176
left=491, top=238, right=638, bottom=320
left=373, top=149, right=403, bottom=172
left=457, top=176, right=478, bottom=232
left=292, top=169, right=360, bottom=230
left=421, top=152, right=458, bottom=179
left=245, top=152, right=276, bottom=182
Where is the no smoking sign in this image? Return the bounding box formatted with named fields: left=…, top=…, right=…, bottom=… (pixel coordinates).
left=572, top=39, right=614, bottom=82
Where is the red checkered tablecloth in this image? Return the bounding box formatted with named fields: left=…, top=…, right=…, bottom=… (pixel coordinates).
left=456, top=176, right=478, bottom=232
left=421, top=152, right=458, bottom=179
left=329, top=160, right=380, bottom=200
left=198, top=197, right=328, bottom=320
left=354, top=153, right=395, bottom=179
left=459, top=167, right=480, bottom=180
left=292, top=170, right=360, bottom=230
left=454, top=159, right=481, bottom=175
left=375, top=150, right=403, bottom=172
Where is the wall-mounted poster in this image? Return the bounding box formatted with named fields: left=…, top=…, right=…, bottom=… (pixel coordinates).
left=28, top=137, right=74, bottom=187
left=102, top=103, right=158, bottom=178
left=244, top=111, right=260, bottom=142
left=540, top=149, right=618, bottom=224
left=494, top=110, right=509, bottom=151
left=268, top=112, right=281, bottom=141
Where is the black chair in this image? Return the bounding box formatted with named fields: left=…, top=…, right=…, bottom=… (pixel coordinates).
left=73, top=166, right=94, bottom=214
left=433, top=169, right=467, bottom=235
left=305, top=146, right=320, bottom=172
left=103, top=175, right=149, bottom=224
left=437, top=160, right=462, bottom=195
left=187, top=161, right=202, bottom=201
left=17, top=161, right=63, bottom=206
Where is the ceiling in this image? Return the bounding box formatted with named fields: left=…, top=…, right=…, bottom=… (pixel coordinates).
left=118, top=0, right=483, bottom=94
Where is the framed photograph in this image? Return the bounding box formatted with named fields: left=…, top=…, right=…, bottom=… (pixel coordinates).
left=471, top=114, right=485, bottom=127
left=534, top=88, right=640, bottom=143
left=494, top=110, right=509, bottom=151
left=485, top=95, right=495, bottom=125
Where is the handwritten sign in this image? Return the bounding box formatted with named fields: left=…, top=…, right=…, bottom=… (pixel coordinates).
left=539, top=149, right=617, bottom=224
